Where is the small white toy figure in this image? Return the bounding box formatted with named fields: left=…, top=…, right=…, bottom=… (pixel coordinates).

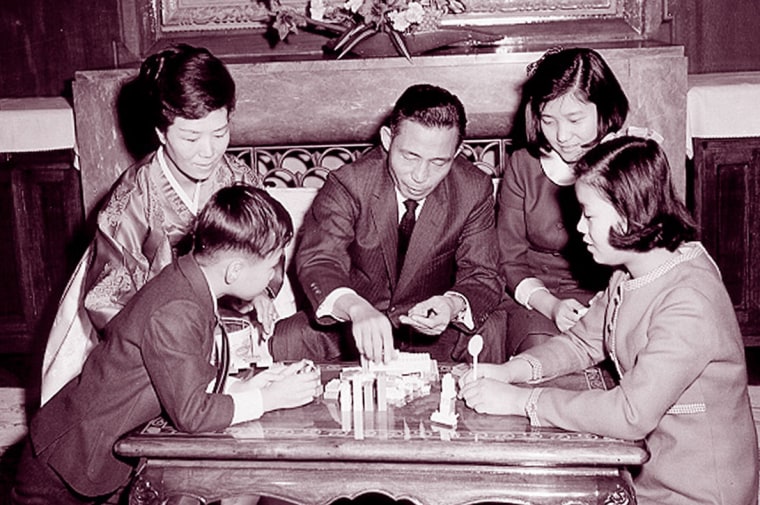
left=430, top=372, right=458, bottom=428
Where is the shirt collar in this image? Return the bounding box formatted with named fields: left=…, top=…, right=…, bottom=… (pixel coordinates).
left=539, top=149, right=577, bottom=186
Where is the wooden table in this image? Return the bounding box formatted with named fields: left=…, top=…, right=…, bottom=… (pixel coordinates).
left=115, top=365, right=647, bottom=505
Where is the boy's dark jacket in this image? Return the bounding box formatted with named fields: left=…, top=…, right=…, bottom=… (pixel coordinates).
left=30, top=254, right=234, bottom=497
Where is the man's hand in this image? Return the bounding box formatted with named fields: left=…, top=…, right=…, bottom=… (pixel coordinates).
left=334, top=293, right=394, bottom=364
left=399, top=295, right=460, bottom=335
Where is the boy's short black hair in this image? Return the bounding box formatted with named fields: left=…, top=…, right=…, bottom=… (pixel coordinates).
left=388, top=84, right=467, bottom=144
left=575, top=136, right=696, bottom=252
left=193, top=184, right=293, bottom=260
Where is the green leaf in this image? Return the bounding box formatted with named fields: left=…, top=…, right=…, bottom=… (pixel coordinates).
left=331, top=21, right=375, bottom=52
left=388, top=30, right=412, bottom=61
left=336, top=24, right=380, bottom=59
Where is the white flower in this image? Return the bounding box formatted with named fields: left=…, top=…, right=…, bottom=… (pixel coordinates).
left=404, top=2, right=425, bottom=23
left=344, top=0, right=364, bottom=13
left=388, top=2, right=425, bottom=31
left=388, top=10, right=412, bottom=31
left=310, top=0, right=326, bottom=20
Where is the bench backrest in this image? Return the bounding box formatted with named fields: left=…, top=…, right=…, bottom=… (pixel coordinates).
left=73, top=47, right=687, bottom=216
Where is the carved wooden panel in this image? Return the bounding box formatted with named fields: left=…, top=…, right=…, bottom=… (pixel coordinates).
left=229, top=138, right=508, bottom=189
left=693, top=137, right=760, bottom=346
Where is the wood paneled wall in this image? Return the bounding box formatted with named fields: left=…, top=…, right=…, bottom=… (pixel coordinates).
left=0, top=0, right=120, bottom=98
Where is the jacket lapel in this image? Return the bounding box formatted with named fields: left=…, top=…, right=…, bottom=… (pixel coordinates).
left=370, top=168, right=401, bottom=286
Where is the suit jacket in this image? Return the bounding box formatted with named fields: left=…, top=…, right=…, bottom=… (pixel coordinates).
left=30, top=254, right=234, bottom=497
left=295, top=146, right=504, bottom=347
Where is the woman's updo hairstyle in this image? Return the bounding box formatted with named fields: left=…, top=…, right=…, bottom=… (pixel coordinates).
left=575, top=136, right=696, bottom=252
left=138, top=44, right=235, bottom=133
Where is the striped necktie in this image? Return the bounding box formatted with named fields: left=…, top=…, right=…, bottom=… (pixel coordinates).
left=397, top=199, right=418, bottom=277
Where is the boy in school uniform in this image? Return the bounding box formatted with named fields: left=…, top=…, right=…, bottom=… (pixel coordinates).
left=12, top=184, right=322, bottom=505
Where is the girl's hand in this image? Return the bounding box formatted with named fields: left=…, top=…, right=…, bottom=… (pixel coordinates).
left=457, top=362, right=512, bottom=387
left=457, top=358, right=535, bottom=388
left=251, top=293, right=278, bottom=337
left=459, top=378, right=531, bottom=416
left=552, top=298, right=588, bottom=332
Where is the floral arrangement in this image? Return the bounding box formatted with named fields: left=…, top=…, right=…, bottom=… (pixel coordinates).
left=260, top=0, right=465, bottom=59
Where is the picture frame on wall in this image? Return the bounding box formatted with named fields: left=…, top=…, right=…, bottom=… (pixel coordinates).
left=117, top=0, right=667, bottom=61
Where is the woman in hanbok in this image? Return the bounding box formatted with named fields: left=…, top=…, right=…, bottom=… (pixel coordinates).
left=40, top=44, right=270, bottom=404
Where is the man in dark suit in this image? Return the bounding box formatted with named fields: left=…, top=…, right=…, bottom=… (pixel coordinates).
left=282, top=84, right=507, bottom=364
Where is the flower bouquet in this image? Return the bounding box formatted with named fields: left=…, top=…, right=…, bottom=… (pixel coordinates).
left=259, top=0, right=480, bottom=60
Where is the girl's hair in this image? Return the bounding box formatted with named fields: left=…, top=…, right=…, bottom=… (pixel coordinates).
left=522, top=47, right=629, bottom=156
left=138, top=44, right=236, bottom=133
left=193, top=184, right=293, bottom=261
left=575, top=136, right=697, bottom=252
left=388, top=84, right=467, bottom=144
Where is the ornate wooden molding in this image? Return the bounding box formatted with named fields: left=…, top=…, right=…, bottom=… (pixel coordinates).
left=159, top=0, right=270, bottom=31
left=118, top=0, right=666, bottom=60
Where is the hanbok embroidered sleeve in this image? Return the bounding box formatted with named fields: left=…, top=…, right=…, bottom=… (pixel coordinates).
left=83, top=153, right=260, bottom=330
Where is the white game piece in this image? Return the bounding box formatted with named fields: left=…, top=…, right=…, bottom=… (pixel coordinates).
left=430, top=372, right=458, bottom=428
left=376, top=372, right=387, bottom=411
left=341, top=409, right=352, bottom=432
left=467, top=334, right=484, bottom=379
left=363, top=378, right=374, bottom=411
left=352, top=376, right=364, bottom=440
left=351, top=376, right=363, bottom=413
left=368, top=351, right=437, bottom=379
left=339, top=380, right=352, bottom=412
left=324, top=378, right=341, bottom=401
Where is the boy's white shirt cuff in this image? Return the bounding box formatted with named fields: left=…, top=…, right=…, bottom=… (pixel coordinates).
left=206, top=376, right=265, bottom=425
left=514, top=277, right=549, bottom=309
left=230, top=386, right=264, bottom=424
left=316, top=287, right=358, bottom=321
left=444, top=291, right=474, bottom=329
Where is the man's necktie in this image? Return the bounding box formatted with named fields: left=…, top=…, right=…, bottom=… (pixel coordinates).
left=213, top=319, right=231, bottom=394
left=397, top=199, right=418, bottom=276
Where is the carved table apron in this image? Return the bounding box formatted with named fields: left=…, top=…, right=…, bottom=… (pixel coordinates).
left=115, top=364, right=647, bottom=505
